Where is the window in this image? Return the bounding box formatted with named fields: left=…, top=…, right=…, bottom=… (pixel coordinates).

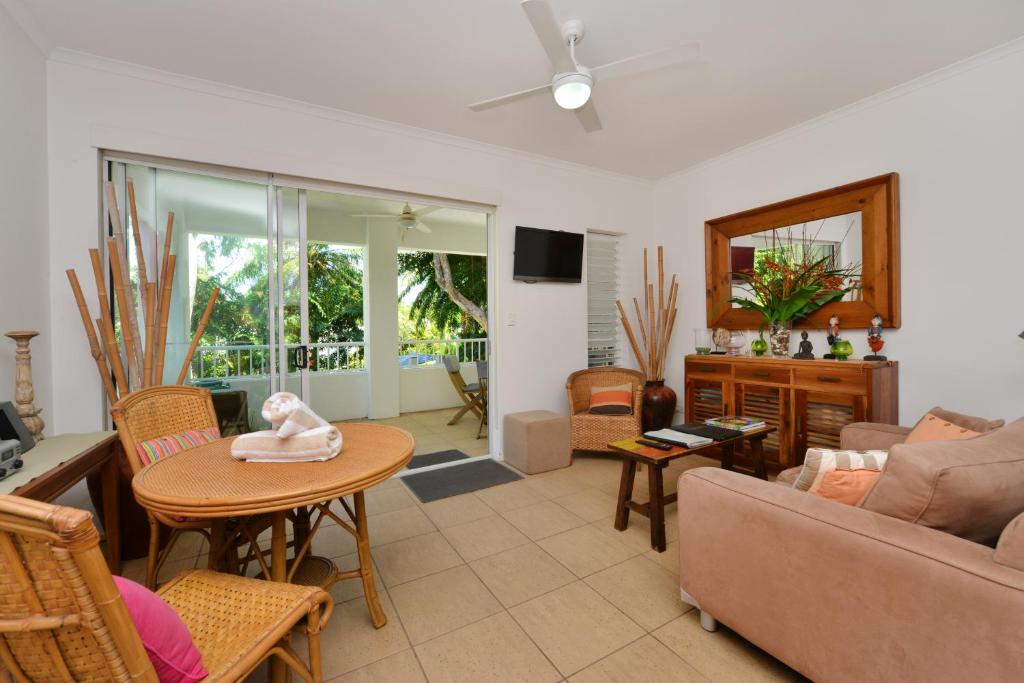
left=586, top=232, right=620, bottom=367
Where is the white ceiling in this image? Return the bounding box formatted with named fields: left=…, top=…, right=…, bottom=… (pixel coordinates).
left=11, top=0, right=1024, bottom=179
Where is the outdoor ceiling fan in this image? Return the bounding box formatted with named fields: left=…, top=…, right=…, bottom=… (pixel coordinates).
left=467, top=0, right=700, bottom=133
left=352, top=203, right=439, bottom=233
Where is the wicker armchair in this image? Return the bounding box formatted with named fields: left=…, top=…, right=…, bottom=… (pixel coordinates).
left=0, top=495, right=332, bottom=681
left=566, top=367, right=644, bottom=452
left=111, top=386, right=255, bottom=589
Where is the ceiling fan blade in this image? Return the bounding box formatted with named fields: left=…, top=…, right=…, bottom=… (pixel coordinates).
left=591, top=42, right=700, bottom=82
left=415, top=221, right=433, bottom=234
left=351, top=213, right=398, bottom=218
left=415, top=206, right=443, bottom=218
left=520, top=0, right=574, bottom=73
left=575, top=100, right=602, bottom=133
left=468, top=82, right=550, bottom=111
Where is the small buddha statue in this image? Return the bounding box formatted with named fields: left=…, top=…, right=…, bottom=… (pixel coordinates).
left=793, top=331, right=815, bottom=360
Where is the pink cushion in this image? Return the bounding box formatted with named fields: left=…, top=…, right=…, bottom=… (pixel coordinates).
left=136, top=426, right=221, bottom=466
left=113, top=576, right=207, bottom=683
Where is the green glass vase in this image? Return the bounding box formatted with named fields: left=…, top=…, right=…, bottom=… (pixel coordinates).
left=830, top=339, right=854, bottom=361
left=750, top=338, right=768, bottom=357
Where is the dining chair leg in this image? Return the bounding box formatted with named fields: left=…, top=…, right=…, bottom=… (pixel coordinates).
left=269, top=511, right=289, bottom=683
left=354, top=491, right=387, bottom=628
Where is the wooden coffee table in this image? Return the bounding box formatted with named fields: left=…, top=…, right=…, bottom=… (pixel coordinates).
left=608, top=426, right=775, bottom=552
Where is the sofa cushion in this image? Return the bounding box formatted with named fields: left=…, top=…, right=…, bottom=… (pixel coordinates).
left=994, top=512, right=1024, bottom=571
left=920, top=406, right=1004, bottom=434
left=792, top=448, right=888, bottom=492
left=588, top=383, right=633, bottom=415
left=812, top=469, right=882, bottom=505
left=905, top=412, right=979, bottom=444
left=774, top=466, right=801, bottom=487
left=860, top=417, right=1024, bottom=544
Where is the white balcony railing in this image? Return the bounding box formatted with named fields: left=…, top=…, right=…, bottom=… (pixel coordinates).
left=190, top=338, right=486, bottom=380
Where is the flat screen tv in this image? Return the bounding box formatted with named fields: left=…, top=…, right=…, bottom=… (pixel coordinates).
left=513, top=226, right=584, bottom=283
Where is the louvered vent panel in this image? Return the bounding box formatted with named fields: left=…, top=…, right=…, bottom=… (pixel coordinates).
left=692, top=384, right=724, bottom=422
left=587, top=232, right=620, bottom=367
left=739, top=386, right=781, bottom=457
left=804, top=399, right=855, bottom=450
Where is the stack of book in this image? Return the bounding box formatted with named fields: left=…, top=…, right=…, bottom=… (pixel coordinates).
left=642, top=428, right=713, bottom=448
left=705, top=416, right=766, bottom=432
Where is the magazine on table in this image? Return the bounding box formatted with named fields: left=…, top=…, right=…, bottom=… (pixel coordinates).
left=643, top=428, right=714, bottom=448
left=704, top=416, right=766, bottom=432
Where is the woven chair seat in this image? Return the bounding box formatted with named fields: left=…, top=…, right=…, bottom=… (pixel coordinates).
left=157, top=570, right=327, bottom=679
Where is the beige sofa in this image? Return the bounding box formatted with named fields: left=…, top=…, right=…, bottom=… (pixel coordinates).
left=677, top=422, right=1024, bottom=682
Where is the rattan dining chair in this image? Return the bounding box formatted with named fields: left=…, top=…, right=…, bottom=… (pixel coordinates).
left=0, top=495, right=332, bottom=682
left=111, top=385, right=259, bottom=589
left=566, top=367, right=644, bottom=452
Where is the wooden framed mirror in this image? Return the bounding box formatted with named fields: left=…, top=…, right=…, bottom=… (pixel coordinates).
left=705, top=173, right=900, bottom=330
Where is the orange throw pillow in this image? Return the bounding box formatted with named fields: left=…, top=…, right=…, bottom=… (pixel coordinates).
left=905, top=413, right=980, bottom=444
left=812, top=468, right=881, bottom=506
left=589, top=384, right=633, bottom=415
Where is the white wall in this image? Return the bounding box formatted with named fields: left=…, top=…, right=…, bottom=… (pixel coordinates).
left=654, top=40, right=1024, bottom=423
left=45, top=52, right=652, bottom=451
left=0, top=6, right=51, bottom=432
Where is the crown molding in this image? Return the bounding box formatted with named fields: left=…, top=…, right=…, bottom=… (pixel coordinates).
left=47, top=48, right=652, bottom=189
left=0, top=0, right=51, bottom=54
left=655, top=34, right=1024, bottom=184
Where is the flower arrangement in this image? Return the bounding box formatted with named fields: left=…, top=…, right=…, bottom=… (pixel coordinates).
left=729, top=232, right=860, bottom=354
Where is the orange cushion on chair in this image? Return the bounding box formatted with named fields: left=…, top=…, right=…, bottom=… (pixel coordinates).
left=811, top=468, right=882, bottom=506
left=588, top=384, right=633, bottom=415
left=137, top=427, right=221, bottom=466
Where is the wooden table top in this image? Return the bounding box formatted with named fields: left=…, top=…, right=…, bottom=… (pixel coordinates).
left=608, top=425, right=776, bottom=464
left=1, top=431, right=117, bottom=497
left=132, top=423, right=414, bottom=518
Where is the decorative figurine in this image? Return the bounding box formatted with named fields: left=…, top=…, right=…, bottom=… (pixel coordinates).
left=712, top=327, right=731, bottom=354
left=793, top=331, right=815, bottom=359
left=864, top=313, right=886, bottom=360
left=5, top=331, right=44, bottom=442
left=824, top=315, right=841, bottom=359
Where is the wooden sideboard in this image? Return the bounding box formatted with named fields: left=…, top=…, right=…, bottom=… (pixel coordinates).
left=684, top=355, right=898, bottom=472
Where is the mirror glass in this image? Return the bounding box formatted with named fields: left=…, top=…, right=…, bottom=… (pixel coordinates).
left=728, top=211, right=863, bottom=308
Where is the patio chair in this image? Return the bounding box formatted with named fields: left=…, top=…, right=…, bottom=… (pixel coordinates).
left=0, top=495, right=332, bottom=681
left=475, top=360, right=489, bottom=439
left=442, top=355, right=484, bottom=425
left=111, top=385, right=265, bottom=588
left=566, top=367, right=643, bottom=452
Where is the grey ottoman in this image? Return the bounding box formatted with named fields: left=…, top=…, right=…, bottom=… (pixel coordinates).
left=503, top=410, right=571, bottom=475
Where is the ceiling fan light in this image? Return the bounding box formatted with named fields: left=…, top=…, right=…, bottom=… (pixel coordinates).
left=552, top=71, right=592, bottom=110
left=398, top=216, right=417, bottom=229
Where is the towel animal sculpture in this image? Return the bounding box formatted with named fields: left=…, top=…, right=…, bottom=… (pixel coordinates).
left=230, top=392, right=341, bottom=462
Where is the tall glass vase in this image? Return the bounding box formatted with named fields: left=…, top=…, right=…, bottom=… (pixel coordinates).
left=768, top=323, right=791, bottom=357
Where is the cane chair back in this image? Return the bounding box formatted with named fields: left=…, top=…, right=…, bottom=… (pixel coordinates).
left=566, top=367, right=644, bottom=452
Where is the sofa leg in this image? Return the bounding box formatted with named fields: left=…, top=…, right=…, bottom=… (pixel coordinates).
left=699, top=610, right=718, bottom=632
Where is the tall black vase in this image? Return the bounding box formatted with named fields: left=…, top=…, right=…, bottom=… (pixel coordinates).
left=641, top=380, right=677, bottom=432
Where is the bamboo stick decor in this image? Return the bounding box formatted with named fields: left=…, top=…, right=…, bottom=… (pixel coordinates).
left=616, top=246, right=678, bottom=382
left=66, top=183, right=221, bottom=403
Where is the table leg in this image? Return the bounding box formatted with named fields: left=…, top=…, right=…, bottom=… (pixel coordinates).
left=614, top=459, right=638, bottom=531
left=354, top=491, right=387, bottom=628
left=207, top=521, right=226, bottom=571
left=269, top=511, right=289, bottom=683
left=647, top=463, right=667, bottom=552
left=101, top=448, right=121, bottom=574
left=720, top=443, right=735, bottom=472
left=750, top=437, right=768, bottom=480
left=293, top=506, right=311, bottom=556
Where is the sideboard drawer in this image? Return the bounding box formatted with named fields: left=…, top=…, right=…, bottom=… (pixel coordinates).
left=793, top=366, right=866, bottom=393
left=686, top=361, right=731, bottom=379
left=735, top=365, right=791, bottom=384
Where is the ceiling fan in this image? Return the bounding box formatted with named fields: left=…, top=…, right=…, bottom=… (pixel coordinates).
left=468, top=0, right=700, bottom=133
left=352, top=203, right=440, bottom=233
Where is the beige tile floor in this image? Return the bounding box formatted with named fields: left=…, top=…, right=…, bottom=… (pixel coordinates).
left=356, top=407, right=491, bottom=460
left=119, top=417, right=802, bottom=682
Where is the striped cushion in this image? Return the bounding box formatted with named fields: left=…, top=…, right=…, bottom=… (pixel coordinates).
left=136, top=427, right=221, bottom=467
left=588, top=383, right=633, bottom=416
left=793, top=448, right=888, bottom=493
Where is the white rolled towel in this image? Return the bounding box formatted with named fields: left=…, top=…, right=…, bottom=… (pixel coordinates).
left=230, top=425, right=342, bottom=462
left=262, top=391, right=330, bottom=439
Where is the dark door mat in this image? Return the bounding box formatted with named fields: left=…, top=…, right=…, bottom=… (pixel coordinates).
left=406, top=449, right=470, bottom=470
left=402, top=458, right=523, bottom=503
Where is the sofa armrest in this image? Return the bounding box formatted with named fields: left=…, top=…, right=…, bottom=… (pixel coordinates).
left=996, top=512, right=1024, bottom=571
left=676, top=468, right=1024, bottom=682
left=839, top=422, right=911, bottom=450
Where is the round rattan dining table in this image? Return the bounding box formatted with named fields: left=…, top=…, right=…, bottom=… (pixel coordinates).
left=132, top=422, right=413, bottom=683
